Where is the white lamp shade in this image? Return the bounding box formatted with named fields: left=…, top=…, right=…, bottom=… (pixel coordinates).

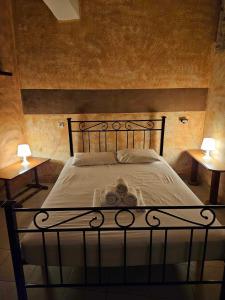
left=201, top=138, right=216, bottom=151
left=17, top=144, right=31, bottom=157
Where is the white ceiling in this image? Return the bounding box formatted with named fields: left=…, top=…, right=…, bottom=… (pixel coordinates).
left=42, top=0, right=80, bottom=21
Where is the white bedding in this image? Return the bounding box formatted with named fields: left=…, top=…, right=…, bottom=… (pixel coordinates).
left=21, top=155, right=225, bottom=267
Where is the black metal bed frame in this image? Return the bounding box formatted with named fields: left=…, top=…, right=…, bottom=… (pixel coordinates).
left=4, top=116, right=225, bottom=300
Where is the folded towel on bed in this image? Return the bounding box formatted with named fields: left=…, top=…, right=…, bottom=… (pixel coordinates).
left=116, top=178, right=129, bottom=195
left=103, top=184, right=137, bottom=207
left=93, top=186, right=120, bottom=207
left=121, top=186, right=138, bottom=206
left=104, top=186, right=120, bottom=206
left=93, top=187, right=145, bottom=210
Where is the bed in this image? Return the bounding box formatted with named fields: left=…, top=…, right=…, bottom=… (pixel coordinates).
left=4, top=117, right=225, bottom=300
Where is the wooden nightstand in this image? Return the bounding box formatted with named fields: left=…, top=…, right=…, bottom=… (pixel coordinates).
left=187, top=149, right=225, bottom=204
left=0, top=157, right=50, bottom=206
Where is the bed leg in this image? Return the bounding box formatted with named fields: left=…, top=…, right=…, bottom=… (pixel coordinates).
left=4, top=202, right=28, bottom=300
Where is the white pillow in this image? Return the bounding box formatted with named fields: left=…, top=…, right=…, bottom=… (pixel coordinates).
left=72, top=152, right=117, bottom=166
left=117, top=149, right=160, bottom=164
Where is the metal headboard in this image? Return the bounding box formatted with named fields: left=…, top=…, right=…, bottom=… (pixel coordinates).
left=67, top=116, right=166, bottom=157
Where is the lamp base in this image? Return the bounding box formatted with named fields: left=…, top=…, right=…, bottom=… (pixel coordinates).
left=21, top=156, right=30, bottom=166
left=203, top=150, right=211, bottom=160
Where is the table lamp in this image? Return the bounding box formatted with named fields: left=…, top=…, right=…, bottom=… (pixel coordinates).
left=17, top=144, right=31, bottom=166
left=201, top=138, right=215, bottom=159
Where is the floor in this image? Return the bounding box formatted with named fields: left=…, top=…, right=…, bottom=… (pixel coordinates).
left=0, top=178, right=224, bottom=300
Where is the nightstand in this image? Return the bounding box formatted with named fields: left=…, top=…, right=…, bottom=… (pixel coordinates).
left=187, top=149, right=225, bottom=204
left=0, top=157, right=50, bottom=206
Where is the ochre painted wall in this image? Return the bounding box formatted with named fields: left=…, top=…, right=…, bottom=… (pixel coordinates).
left=0, top=0, right=26, bottom=201
left=13, top=0, right=219, bottom=89
left=24, top=112, right=205, bottom=182
left=11, top=0, right=214, bottom=183
left=202, top=52, right=225, bottom=202
left=0, top=0, right=219, bottom=192
left=0, top=0, right=25, bottom=169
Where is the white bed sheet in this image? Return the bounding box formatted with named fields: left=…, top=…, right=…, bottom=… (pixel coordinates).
left=21, top=156, right=225, bottom=267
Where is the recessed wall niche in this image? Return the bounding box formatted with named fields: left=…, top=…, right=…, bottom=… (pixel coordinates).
left=22, top=88, right=207, bottom=114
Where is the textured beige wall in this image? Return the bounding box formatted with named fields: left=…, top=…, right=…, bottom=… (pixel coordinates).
left=0, top=0, right=26, bottom=201
left=1, top=0, right=219, bottom=194
left=202, top=52, right=225, bottom=201
left=0, top=0, right=25, bottom=169
left=24, top=112, right=205, bottom=182
left=0, top=87, right=25, bottom=168
left=12, top=0, right=219, bottom=89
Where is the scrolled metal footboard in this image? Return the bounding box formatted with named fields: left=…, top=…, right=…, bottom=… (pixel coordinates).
left=4, top=203, right=225, bottom=300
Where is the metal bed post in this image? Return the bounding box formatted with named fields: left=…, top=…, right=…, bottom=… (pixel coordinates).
left=220, top=261, right=225, bottom=300
left=67, top=118, right=74, bottom=157
left=160, top=116, right=166, bottom=156
left=4, top=202, right=28, bottom=300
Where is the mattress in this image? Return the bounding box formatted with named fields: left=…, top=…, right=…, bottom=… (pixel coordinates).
left=21, top=155, right=225, bottom=267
